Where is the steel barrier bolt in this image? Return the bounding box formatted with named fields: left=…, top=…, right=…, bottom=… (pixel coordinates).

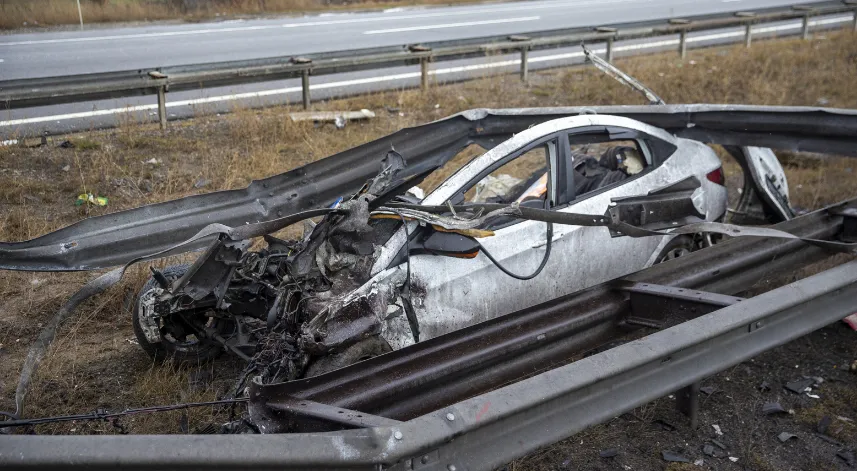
left=446, top=412, right=455, bottom=421
left=448, top=465, right=457, bottom=471
left=394, top=431, right=403, bottom=440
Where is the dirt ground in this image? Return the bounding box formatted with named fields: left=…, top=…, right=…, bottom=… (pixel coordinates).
left=1, top=31, right=856, bottom=469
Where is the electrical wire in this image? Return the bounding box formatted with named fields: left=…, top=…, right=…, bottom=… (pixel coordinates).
left=0, top=398, right=248, bottom=429
left=477, top=222, right=554, bottom=280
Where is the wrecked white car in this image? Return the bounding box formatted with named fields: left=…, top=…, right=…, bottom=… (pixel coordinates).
left=122, top=113, right=791, bottom=382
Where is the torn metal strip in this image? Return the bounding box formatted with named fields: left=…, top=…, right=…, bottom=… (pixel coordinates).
left=583, top=45, right=665, bottom=105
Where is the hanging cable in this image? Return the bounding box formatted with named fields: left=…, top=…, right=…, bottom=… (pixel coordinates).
left=477, top=221, right=553, bottom=280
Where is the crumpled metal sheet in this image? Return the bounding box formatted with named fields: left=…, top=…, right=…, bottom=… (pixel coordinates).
left=2, top=105, right=857, bottom=272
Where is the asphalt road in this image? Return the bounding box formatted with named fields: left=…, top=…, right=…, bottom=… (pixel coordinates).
left=0, top=0, right=848, bottom=137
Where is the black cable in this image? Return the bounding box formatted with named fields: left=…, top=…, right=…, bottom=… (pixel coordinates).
left=0, top=398, right=248, bottom=428
left=477, top=222, right=553, bottom=280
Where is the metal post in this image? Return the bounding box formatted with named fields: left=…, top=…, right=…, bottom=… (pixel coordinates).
left=76, top=0, right=84, bottom=30
left=157, top=86, right=167, bottom=131
left=853, top=9, right=857, bottom=31
left=676, top=382, right=700, bottom=429
left=744, top=23, right=752, bottom=47
left=802, top=13, right=810, bottom=40
left=301, top=69, right=310, bottom=110
left=678, top=30, right=687, bottom=59
left=606, top=37, right=614, bottom=63
left=420, top=57, right=429, bottom=91
left=519, top=47, right=529, bottom=83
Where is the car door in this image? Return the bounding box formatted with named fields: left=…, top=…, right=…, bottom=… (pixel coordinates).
left=381, top=116, right=717, bottom=350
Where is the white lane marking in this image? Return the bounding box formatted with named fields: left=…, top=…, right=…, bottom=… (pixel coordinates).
left=0, top=0, right=634, bottom=46
left=722, top=0, right=741, bottom=3
left=0, top=59, right=4, bottom=63
left=364, top=17, right=541, bottom=35
left=2, top=16, right=850, bottom=128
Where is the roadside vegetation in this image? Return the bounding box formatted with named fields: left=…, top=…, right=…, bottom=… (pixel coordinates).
left=1, top=0, right=489, bottom=29
left=1, top=30, right=855, bottom=469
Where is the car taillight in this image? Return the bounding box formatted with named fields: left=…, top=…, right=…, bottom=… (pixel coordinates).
left=706, top=167, right=725, bottom=186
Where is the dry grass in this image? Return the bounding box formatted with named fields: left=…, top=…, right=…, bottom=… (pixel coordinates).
left=1, top=32, right=857, bottom=435
left=0, top=0, right=491, bottom=29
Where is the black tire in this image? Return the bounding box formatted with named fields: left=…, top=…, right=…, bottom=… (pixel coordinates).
left=654, top=235, right=695, bottom=264
left=304, top=337, right=393, bottom=377
left=131, top=264, right=231, bottom=365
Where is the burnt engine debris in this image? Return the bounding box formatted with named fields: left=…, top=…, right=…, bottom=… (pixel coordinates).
left=138, top=150, right=423, bottom=383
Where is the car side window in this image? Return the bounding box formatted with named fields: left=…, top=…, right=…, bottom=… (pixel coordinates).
left=462, top=142, right=552, bottom=207
left=449, top=139, right=556, bottom=230
left=568, top=134, right=651, bottom=199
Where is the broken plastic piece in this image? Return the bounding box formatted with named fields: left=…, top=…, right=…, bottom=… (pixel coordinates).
left=700, top=386, right=717, bottom=395
left=777, top=432, right=798, bottom=443
left=711, top=439, right=727, bottom=450
left=75, top=193, right=108, bottom=207
left=784, top=378, right=814, bottom=394
left=662, top=451, right=691, bottom=463
left=712, top=424, right=723, bottom=436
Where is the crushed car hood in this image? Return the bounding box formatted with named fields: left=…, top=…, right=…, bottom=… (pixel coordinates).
left=2, top=105, right=857, bottom=272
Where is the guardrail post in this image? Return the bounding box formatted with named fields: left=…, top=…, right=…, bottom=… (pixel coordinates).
left=508, top=36, right=532, bottom=83
left=669, top=19, right=691, bottom=59
left=290, top=57, right=313, bottom=110
left=301, top=69, right=311, bottom=110
left=520, top=48, right=529, bottom=83
left=148, top=71, right=169, bottom=131
left=595, top=27, right=618, bottom=63
left=793, top=6, right=813, bottom=39
left=848, top=0, right=857, bottom=31
left=420, top=57, right=429, bottom=91
left=157, top=86, right=167, bottom=130
left=408, top=45, right=432, bottom=92
left=735, top=12, right=755, bottom=48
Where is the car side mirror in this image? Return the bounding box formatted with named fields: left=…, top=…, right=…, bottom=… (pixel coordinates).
left=410, top=227, right=481, bottom=259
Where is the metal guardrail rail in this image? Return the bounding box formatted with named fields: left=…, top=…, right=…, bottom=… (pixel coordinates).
left=2, top=1, right=857, bottom=129
left=2, top=198, right=856, bottom=470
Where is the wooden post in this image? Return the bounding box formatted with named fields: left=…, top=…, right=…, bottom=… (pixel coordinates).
left=520, top=47, right=529, bottom=83
left=301, top=69, right=310, bottom=110
left=157, top=86, right=167, bottom=131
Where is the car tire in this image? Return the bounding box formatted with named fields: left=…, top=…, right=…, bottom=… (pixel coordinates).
left=654, top=235, right=695, bottom=264
left=131, top=264, right=230, bottom=365
left=304, top=337, right=393, bottom=377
